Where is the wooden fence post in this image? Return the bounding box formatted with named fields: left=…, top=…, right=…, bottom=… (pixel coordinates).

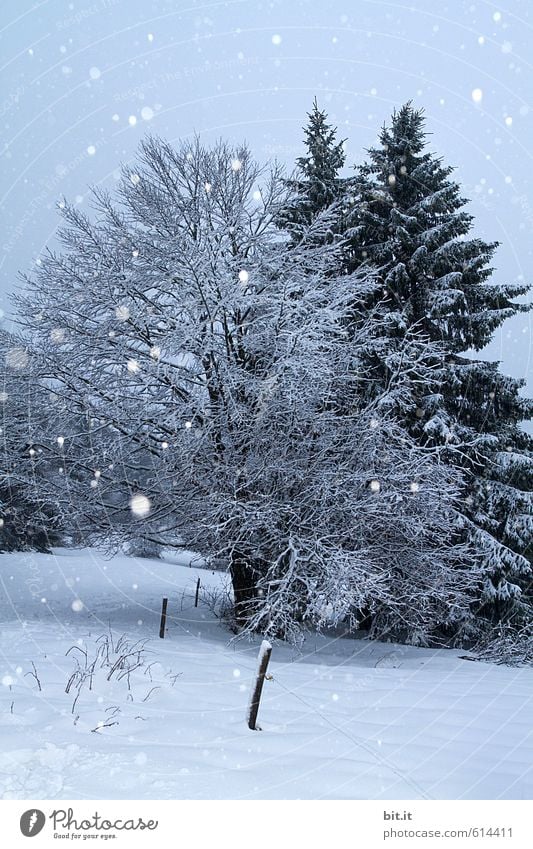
left=247, top=640, right=272, bottom=730
left=159, top=597, right=168, bottom=639
left=194, top=577, right=201, bottom=608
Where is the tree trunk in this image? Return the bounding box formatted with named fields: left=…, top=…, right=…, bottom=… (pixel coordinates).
left=230, top=549, right=258, bottom=629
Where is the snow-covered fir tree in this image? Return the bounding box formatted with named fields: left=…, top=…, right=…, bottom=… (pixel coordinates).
left=346, top=102, right=532, bottom=630
left=277, top=102, right=475, bottom=639
left=277, top=98, right=347, bottom=241
left=16, top=136, right=479, bottom=645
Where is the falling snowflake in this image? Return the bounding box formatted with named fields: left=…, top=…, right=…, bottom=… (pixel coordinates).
left=130, top=494, right=151, bottom=517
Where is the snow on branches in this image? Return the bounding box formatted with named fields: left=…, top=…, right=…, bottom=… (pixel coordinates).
left=14, top=135, right=487, bottom=645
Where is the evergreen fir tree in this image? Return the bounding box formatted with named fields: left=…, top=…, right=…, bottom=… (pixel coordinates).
left=278, top=98, right=347, bottom=239
left=348, top=102, right=532, bottom=629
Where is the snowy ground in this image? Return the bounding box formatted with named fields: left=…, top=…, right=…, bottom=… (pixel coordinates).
left=0, top=548, right=531, bottom=800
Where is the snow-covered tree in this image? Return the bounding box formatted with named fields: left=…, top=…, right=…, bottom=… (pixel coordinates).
left=278, top=99, right=347, bottom=241
left=346, top=102, right=532, bottom=628
left=16, top=136, right=477, bottom=644
left=0, top=329, right=63, bottom=551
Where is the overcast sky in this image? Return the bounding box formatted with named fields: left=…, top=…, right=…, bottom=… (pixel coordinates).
left=1, top=0, right=531, bottom=413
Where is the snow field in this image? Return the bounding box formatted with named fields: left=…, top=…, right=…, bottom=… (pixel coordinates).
left=0, top=548, right=531, bottom=800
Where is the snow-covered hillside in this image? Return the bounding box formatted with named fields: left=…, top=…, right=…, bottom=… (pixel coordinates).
left=0, top=548, right=531, bottom=800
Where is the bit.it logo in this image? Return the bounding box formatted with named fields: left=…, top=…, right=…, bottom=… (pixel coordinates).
left=20, top=810, right=46, bottom=837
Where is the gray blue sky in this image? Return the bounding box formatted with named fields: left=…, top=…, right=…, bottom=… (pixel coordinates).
left=1, top=0, right=531, bottom=408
